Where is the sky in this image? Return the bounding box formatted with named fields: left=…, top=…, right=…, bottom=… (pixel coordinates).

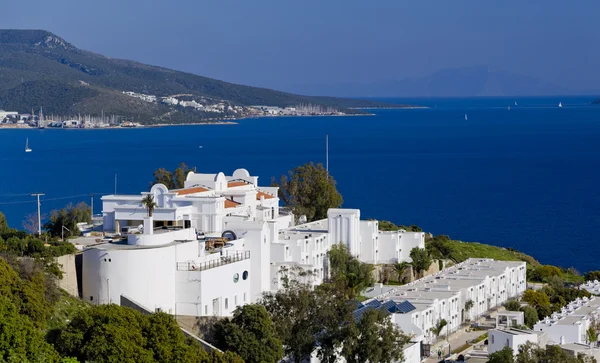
left=2, top=0, right=600, bottom=93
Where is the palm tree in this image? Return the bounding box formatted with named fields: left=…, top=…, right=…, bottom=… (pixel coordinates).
left=393, top=262, right=410, bottom=284
left=431, top=319, right=448, bottom=341
left=141, top=195, right=158, bottom=217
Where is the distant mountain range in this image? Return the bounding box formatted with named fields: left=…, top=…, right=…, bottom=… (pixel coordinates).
left=290, top=66, right=586, bottom=98
left=0, top=30, right=398, bottom=124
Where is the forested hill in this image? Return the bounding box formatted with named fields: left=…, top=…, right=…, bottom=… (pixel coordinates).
left=0, top=29, right=401, bottom=123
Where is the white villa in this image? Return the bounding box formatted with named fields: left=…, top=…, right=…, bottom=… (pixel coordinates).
left=83, top=168, right=425, bottom=318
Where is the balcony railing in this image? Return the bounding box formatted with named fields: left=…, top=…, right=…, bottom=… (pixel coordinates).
left=177, top=251, right=250, bottom=272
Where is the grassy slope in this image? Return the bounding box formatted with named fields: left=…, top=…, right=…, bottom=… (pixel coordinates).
left=448, top=240, right=540, bottom=267
left=46, top=290, right=91, bottom=331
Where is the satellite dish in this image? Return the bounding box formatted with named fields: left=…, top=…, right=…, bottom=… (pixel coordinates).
left=138, top=224, right=144, bottom=232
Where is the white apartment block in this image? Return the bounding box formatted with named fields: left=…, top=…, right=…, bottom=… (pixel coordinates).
left=534, top=296, right=599, bottom=345
left=581, top=280, right=600, bottom=295
left=84, top=168, right=423, bottom=318
left=362, top=258, right=527, bottom=344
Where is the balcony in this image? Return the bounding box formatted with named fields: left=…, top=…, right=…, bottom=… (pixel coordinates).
left=177, top=251, right=250, bottom=271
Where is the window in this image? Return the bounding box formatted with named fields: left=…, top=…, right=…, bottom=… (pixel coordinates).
left=235, top=295, right=238, bottom=306
left=233, top=273, right=240, bottom=283
left=205, top=305, right=208, bottom=315
left=90, top=296, right=94, bottom=301
left=225, top=298, right=229, bottom=309
left=243, top=271, right=248, bottom=280
left=244, top=293, right=247, bottom=302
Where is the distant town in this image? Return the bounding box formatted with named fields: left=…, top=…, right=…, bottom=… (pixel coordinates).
left=0, top=92, right=348, bottom=129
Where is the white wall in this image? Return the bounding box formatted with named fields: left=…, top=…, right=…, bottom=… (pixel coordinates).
left=489, top=329, right=539, bottom=356
left=328, top=209, right=361, bottom=256
left=175, top=258, right=251, bottom=317
left=82, top=242, right=179, bottom=312
left=403, top=341, right=422, bottom=363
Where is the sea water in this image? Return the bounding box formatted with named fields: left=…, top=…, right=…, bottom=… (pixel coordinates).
left=1, top=96, right=599, bottom=272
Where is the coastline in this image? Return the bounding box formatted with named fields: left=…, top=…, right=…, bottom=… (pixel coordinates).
left=0, top=112, right=378, bottom=130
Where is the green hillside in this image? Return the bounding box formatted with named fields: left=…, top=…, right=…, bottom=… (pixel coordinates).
left=0, top=29, right=404, bottom=123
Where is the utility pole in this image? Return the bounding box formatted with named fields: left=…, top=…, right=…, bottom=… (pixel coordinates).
left=89, top=193, right=96, bottom=218
left=31, top=193, right=45, bottom=236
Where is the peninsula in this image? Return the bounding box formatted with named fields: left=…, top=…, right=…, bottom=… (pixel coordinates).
left=0, top=30, right=410, bottom=126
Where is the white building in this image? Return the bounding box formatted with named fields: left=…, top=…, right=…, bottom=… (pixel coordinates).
left=488, top=328, right=547, bottom=356
left=581, top=280, right=600, bottom=295
left=363, top=258, right=527, bottom=345
left=85, top=168, right=428, bottom=318
left=534, top=296, right=599, bottom=345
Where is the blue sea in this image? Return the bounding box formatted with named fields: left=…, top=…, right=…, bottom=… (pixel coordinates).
left=1, top=96, right=599, bottom=272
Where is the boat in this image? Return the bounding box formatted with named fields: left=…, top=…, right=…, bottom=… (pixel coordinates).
left=514, top=101, right=518, bottom=106
left=464, top=114, right=468, bottom=121
left=558, top=102, right=563, bottom=108
left=199, top=146, right=203, bottom=149
left=25, top=138, right=32, bottom=152
left=508, top=106, right=511, bottom=110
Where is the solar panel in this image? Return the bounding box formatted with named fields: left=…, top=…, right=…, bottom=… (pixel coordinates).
left=396, top=300, right=417, bottom=313
left=364, top=300, right=382, bottom=308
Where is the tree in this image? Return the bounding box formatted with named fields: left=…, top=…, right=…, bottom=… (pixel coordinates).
left=142, top=195, right=158, bottom=217
left=327, top=244, right=374, bottom=298
left=273, top=162, right=343, bottom=222
left=522, top=290, right=550, bottom=308
left=393, top=262, right=410, bottom=284
left=0, top=295, right=60, bottom=363
left=409, top=247, right=431, bottom=277
left=49, top=305, right=210, bottom=363
left=520, top=306, right=539, bottom=329
left=377, top=220, right=422, bottom=232
left=260, top=267, right=353, bottom=363
left=0, top=211, right=10, bottom=232
left=22, top=212, right=46, bottom=235
left=44, top=202, right=91, bottom=238
left=504, top=299, right=521, bottom=312
left=341, top=308, right=409, bottom=363
left=152, top=168, right=175, bottom=189
left=587, top=325, right=598, bottom=347
left=516, top=342, right=597, bottom=363
left=488, top=346, right=514, bottom=363
left=215, top=304, right=282, bottom=363
left=173, top=163, right=191, bottom=190
left=464, top=300, right=474, bottom=315
left=430, top=319, right=448, bottom=339
left=585, top=271, right=600, bottom=282
left=426, top=235, right=455, bottom=260
left=151, top=163, right=192, bottom=190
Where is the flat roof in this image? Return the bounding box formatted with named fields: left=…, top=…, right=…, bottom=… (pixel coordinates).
left=85, top=239, right=195, bottom=251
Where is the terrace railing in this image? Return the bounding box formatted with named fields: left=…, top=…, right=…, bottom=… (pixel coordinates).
left=177, top=251, right=250, bottom=272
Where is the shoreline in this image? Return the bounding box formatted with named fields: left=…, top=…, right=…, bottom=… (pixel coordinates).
left=0, top=112, right=379, bottom=130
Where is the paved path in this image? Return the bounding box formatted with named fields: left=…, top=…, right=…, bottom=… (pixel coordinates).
left=424, top=328, right=487, bottom=362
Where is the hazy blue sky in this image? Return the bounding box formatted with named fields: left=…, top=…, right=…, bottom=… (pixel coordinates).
left=3, top=0, right=599, bottom=92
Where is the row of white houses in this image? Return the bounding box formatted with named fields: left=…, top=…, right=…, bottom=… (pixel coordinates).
left=83, top=168, right=425, bottom=317
left=362, top=258, right=527, bottom=345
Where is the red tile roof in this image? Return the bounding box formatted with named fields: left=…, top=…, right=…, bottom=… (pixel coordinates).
left=256, top=191, right=275, bottom=200
left=228, top=181, right=248, bottom=188
left=225, top=200, right=241, bottom=208
left=176, top=187, right=209, bottom=195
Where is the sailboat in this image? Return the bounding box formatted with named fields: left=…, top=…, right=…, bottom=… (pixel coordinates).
left=558, top=102, right=563, bottom=108
left=464, top=114, right=468, bottom=121
left=25, top=138, right=32, bottom=152
left=514, top=101, right=518, bottom=106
